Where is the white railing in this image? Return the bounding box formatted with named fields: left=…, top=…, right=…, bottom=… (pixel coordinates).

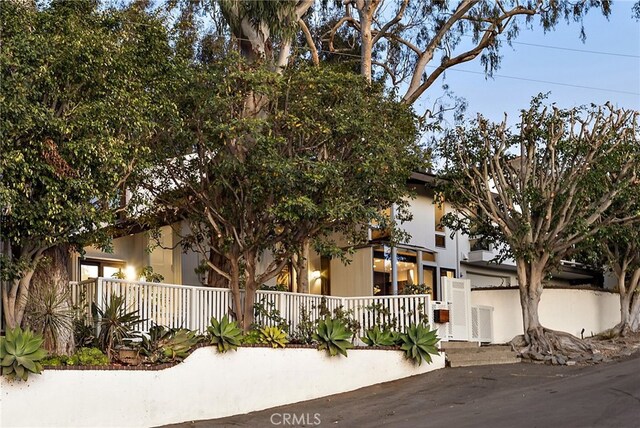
left=72, top=278, right=436, bottom=338
left=471, top=304, right=494, bottom=343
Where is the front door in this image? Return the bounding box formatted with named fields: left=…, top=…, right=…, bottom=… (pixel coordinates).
left=442, top=278, right=471, bottom=341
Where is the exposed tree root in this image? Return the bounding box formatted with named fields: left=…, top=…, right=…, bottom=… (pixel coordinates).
left=510, top=327, right=600, bottom=365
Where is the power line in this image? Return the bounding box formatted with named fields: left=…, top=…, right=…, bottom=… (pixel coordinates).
left=508, top=40, right=640, bottom=58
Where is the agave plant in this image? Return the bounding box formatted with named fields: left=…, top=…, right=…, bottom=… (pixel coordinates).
left=208, top=315, right=243, bottom=353
left=399, top=323, right=440, bottom=366
left=313, top=318, right=354, bottom=357
left=140, top=324, right=200, bottom=363
left=92, top=293, right=143, bottom=359
left=361, top=326, right=396, bottom=347
left=259, top=326, right=289, bottom=348
left=0, top=327, right=47, bottom=381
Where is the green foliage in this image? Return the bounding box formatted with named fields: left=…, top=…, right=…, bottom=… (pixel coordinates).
left=140, top=325, right=200, bottom=363
left=0, top=327, right=47, bottom=381
left=364, top=303, right=399, bottom=332
left=241, top=329, right=262, bottom=345
left=253, top=298, right=290, bottom=333
left=93, top=293, right=143, bottom=359
left=24, top=277, right=73, bottom=352
left=398, top=324, right=440, bottom=366
left=401, top=283, right=431, bottom=296
left=73, top=319, right=96, bottom=348
left=313, top=318, right=354, bottom=357
left=361, top=326, right=396, bottom=347
left=208, top=315, right=243, bottom=353
left=42, top=347, right=109, bottom=366
left=258, top=326, right=289, bottom=348
left=0, top=0, right=177, bottom=327
left=290, top=304, right=315, bottom=345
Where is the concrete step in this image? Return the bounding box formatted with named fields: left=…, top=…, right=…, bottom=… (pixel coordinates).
left=445, top=345, right=512, bottom=355
left=444, top=343, right=520, bottom=367
left=440, top=341, right=481, bottom=350
left=449, top=356, right=522, bottom=368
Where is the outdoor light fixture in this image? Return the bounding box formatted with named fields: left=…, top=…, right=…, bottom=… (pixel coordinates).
left=125, top=265, right=137, bottom=281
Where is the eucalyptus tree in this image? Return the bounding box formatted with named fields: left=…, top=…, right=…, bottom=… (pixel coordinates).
left=0, top=0, right=175, bottom=331
left=438, top=97, right=639, bottom=358
left=144, top=59, right=423, bottom=330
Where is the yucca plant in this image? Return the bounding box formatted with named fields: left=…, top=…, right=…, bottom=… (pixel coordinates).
left=208, top=315, right=243, bottom=353
left=313, top=318, right=354, bottom=357
left=0, top=327, right=47, bottom=381
left=259, top=326, right=288, bottom=348
left=92, top=293, right=143, bottom=359
left=361, top=326, right=396, bottom=347
left=399, top=323, right=440, bottom=366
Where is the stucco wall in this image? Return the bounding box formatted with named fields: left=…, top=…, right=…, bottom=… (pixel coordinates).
left=331, top=247, right=373, bottom=296
left=0, top=347, right=444, bottom=428
left=471, top=288, right=620, bottom=343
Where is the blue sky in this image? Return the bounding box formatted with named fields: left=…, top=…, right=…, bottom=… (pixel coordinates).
left=418, top=1, right=640, bottom=126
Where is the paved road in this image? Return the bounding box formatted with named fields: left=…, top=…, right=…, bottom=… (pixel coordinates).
left=168, top=353, right=640, bottom=428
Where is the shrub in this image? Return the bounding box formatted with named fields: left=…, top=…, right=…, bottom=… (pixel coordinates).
left=93, top=293, right=143, bottom=359
left=258, top=326, right=288, bottom=348
left=69, top=347, right=109, bottom=365
left=253, top=298, right=290, bottom=333
left=0, top=327, right=47, bottom=381
left=290, top=304, right=315, bottom=344
left=208, top=315, right=243, bottom=353
left=140, top=325, right=200, bottom=363
left=361, top=326, right=396, bottom=347
left=313, top=318, right=353, bottom=357
left=398, top=323, right=439, bottom=366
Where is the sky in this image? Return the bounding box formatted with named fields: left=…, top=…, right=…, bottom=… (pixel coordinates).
left=416, top=1, right=640, bottom=126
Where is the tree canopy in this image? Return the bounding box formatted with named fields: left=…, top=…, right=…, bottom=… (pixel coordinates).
left=437, top=96, right=639, bottom=358
left=142, top=57, right=424, bottom=329
left=0, top=0, right=175, bottom=327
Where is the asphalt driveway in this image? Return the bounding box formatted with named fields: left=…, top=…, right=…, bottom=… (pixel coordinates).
left=166, top=353, right=640, bottom=428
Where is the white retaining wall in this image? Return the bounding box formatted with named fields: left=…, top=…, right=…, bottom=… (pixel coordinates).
left=471, top=288, right=620, bottom=343
left=0, top=347, right=444, bottom=428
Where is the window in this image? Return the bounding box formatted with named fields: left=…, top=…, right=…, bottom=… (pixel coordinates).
left=422, top=266, right=437, bottom=300
left=373, top=246, right=392, bottom=296
left=435, top=234, right=446, bottom=248
left=396, top=249, right=418, bottom=295
left=440, top=268, right=456, bottom=279
left=79, top=259, right=125, bottom=281
left=320, top=256, right=331, bottom=295
left=434, top=194, right=445, bottom=232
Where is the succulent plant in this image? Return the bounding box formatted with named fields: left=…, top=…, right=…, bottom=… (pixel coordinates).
left=398, top=323, right=440, bottom=366
left=259, top=326, right=289, bottom=348
left=93, top=293, right=143, bottom=359
left=140, top=324, right=200, bottom=363
left=0, top=327, right=47, bottom=381
left=361, top=326, right=396, bottom=347
left=313, top=318, right=354, bottom=357
left=208, top=315, right=243, bottom=353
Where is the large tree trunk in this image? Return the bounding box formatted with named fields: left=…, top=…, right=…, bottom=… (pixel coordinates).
left=2, top=245, right=43, bottom=329
left=629, top=291, right=640, bottom=332
left=294, top=240, right=309, bottom=294
left=514, top=257, right=592, bottom=362
left=358, top=8, right=373, bottom=83
left=241, top=252, right=259, bottom=332
left=610, top=266, right=640, bottom=336
left=24, top=245, right=75, bottom=355
left=206, top=250, right=230, bottom=288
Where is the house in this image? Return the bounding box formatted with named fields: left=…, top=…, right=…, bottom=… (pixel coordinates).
left=72, top=171, right=619, bottom=343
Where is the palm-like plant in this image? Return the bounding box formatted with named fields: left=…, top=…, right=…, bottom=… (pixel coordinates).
left=399, top=323, right=439, bottom=366
left=24, top=279, right=73, bottom=353
left=92, top=293, right=143, bottom=359
left=313, top=318, right=354, bottom=357
left=208, top=315, right=243, bottom=353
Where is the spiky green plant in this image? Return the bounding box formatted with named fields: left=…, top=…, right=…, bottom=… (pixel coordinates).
left=140, top=325, right=200, bottom=363
left=208, top=315, right=243, bottom=353
left=398, top=323, right=440, bottom=366
left=24, top=278, right=74, bottom=353
left=259, top=326, right=288, bottom=348
left=0, top=327, right=47, bottom=381
left=93, top=293, right=143, bottom=359
left=361, top=326, right=396, bottom=347
left=313, top=318, right=354, bottom=357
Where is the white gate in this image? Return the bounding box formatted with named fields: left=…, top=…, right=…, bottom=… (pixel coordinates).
left=442, top=278, right=471, bottom=341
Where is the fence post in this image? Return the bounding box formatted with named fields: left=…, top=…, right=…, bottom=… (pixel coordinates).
left=189, top=286, right=198, bottom=332
left=94, top=278, right=104, bottom=337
